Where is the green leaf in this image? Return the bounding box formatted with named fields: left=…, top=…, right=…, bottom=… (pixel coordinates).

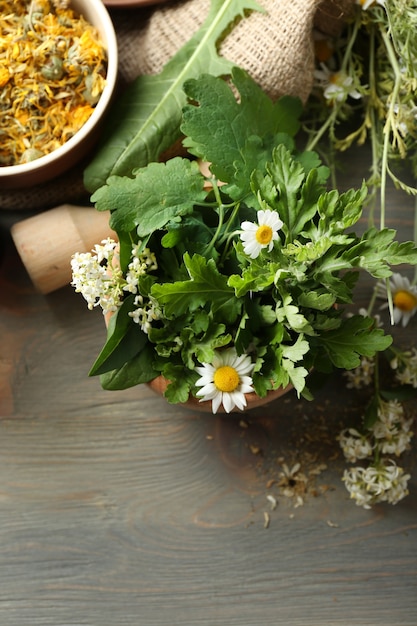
left=99, top=343, right=158, bottom=390
left=91, top=157, right=207, bottom=235
left=228, top=259, right=276, bottom=297
left=84, top=0, right=263, bottom=192
left=343, top=227, right=417, bottom=278
left=151, top=253, right=239, bottom=322
left=89, top=297, right=147, bottom=376
left=252, top=144, right=315, bottom=238
left=319, top=315, right=393, bottom=370
left=160, top=364, right=197, bottom=404
left=317, top=183, right=367, bottom=233
left=182, top=67, right=302, bottom=197
left=297, top=290, right=336, bottom=311
left=281, top=334, right=310, bottom=363
left=281, top=359, right=309, bottom=396
left=275, top=292, right=313, bottom=334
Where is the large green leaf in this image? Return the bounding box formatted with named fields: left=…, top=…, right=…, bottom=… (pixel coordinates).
left=91, top=157, right=207, bottom=234
left=181, top=67, right=302, bottom=198
left=319, top=315, right=392, bottom=369
left=151, top=253, right=239, bottom=322
left=89, top=296, right=148, bottom=376
left=84, top=0, right=263, bottom=193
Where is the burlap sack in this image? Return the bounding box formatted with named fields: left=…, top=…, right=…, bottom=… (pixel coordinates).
left=1, top=0, right=353, bottom=212
left=118, top=0, right=354, bottom=102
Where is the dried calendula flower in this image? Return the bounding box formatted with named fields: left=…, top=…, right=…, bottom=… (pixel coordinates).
left=0, top=0, right=107, bottom=166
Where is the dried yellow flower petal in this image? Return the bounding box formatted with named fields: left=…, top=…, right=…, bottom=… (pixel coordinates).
left=0, top=67, right=9, bottom=87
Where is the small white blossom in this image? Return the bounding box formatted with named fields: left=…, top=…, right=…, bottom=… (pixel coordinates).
left=343, top=356, right=375, bottom=389
left=240, top=209, right=283, bottom=259
left=338, top=428, right=374, bottom=462
left=195, top=348, right=255, bottom=414
left=376, top=273, right=417, bottom=327
left=391, top=103, right=417, bottom=138
left=123, top=244, right=158, bottom=294
left=392, top=348, right=417, bottom=387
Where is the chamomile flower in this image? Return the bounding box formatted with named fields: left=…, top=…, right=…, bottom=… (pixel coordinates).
left=240, top=209, right=283, bottom=259
left=356, top=0, right=386, bottom=10
left=314, top=63, right=362, bottom=103
left=376, top=273, right=417, bottom=327
left=195, top=348, right=255, bottom=414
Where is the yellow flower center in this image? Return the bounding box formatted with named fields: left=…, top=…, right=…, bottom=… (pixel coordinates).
left=393, top=289, right=417, bottom=312
left=214, top=366, right=240, bottom=392
left=256, top=225, right=273, bottom=245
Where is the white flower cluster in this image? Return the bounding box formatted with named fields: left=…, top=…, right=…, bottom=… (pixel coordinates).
left=70, top=238, right=158, bottom=318
left=123, top=242, right=158, bottom=294
left=342, top=462, right=410, bottom=509
left=371, top=400, right=414, bottom=456
left=391, top=347, right=417, bottom=388
left=71, top=238, right=124, bottom=314
left=338, top=428, right=373, bottom=463
left=343, top=356, right=375, bottom=389
left=338, top=399, right=413, bottom=508
left=129, top=294, right=161, bottom=334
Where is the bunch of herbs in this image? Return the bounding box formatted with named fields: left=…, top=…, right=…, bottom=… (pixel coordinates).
left=80, top=68, right=417, bottom=405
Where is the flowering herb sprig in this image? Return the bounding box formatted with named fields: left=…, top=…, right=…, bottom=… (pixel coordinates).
left=306, top=0, right=417, bottom=229
left=72, top=68, right=417, bottom=419
left=339, top=324, right=416, bottom=508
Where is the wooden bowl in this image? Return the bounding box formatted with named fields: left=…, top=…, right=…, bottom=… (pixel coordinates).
left=0, top=0, right=118, bottom=189
left=147, top=375, right=293, bottom=414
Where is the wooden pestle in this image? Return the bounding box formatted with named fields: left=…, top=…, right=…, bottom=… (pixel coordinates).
left=11, top=204, right=116, bottom=295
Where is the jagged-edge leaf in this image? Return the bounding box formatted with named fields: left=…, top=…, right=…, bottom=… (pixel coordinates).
left=84, top=0, right=264, bottom=192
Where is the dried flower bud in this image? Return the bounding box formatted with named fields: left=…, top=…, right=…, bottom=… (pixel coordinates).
left=41, top=55, right=64, bottom=81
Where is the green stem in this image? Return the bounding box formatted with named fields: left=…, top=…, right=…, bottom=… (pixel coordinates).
left=378, top=27, right=403, bottom=324
left=340, top=15, right=362, bottom=74
left=414, top=195, right=417, bottom=285
left=367, top=24, right=379, bottom=229
left=203, top=179, right=227, bottom=257
left=305, top=105, right=340, bottom=153
left=367, top=282, right=379, bottom=317
left=205, top=207, right=224, bottom=257
left=219, top=203, right=241, bottom=264
left=379, top=27, right=402, bottom=228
